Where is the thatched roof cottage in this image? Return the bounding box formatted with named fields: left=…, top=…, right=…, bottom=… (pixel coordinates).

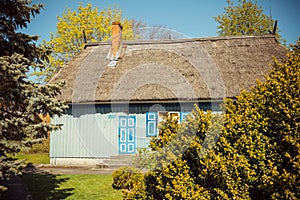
left=49, top=22, right=287, bottom=165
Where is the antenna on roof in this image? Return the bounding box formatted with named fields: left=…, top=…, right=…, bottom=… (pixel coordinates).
left=83, top=30, right=87, bottom=43
left=267, top=6, right=277, bottom=35
left=272, top=20, right=278, bottom=35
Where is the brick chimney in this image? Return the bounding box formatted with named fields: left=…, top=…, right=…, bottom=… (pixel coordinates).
left=111, top=21, right=123, bottom=58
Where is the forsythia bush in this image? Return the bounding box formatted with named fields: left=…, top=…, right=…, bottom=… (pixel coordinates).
left=113, top=38, right=300, bottom=199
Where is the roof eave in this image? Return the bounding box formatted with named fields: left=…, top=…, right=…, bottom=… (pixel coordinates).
left=65, top=98, right=226, bottom=105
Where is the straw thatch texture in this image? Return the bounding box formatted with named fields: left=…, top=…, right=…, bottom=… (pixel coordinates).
left=49, top=35, right=287, bottom=103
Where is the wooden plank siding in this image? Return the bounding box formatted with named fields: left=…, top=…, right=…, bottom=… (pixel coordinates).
left=50, top=113, right=149, bottom=159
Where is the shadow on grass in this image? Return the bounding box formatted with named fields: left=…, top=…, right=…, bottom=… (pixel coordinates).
left=22, top=163, right=74, bottom=199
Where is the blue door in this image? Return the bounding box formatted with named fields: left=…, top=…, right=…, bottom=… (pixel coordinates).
left=118, top=116, right=136, bottom=154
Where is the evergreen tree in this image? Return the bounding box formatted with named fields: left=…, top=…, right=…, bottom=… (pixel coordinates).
left=0, top=0, right=66, bottom=191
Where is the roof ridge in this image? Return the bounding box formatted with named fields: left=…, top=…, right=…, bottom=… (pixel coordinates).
left=85, top=34, right=276, bottom=47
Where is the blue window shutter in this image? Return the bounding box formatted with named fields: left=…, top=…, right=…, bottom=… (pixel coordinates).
left=180, top=112, right=189, bottom=123
left=146, top=112, right=157, bottom=137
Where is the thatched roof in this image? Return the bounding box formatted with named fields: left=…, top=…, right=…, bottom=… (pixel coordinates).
left=50, top=35, right=287, bottom=103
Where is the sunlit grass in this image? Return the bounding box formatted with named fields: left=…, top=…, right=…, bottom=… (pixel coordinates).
left=18, top=152, right=123, bottom=199
left=15, top=152, right=49, bottom=164
left=22, top=173, right=123, bottom=200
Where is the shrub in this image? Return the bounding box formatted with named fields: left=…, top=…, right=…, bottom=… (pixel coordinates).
left=115, top=39, right=300, bottom=199
left=28, top=137, right=50, bottom=153
left=112, top=166, right=146, bottom=199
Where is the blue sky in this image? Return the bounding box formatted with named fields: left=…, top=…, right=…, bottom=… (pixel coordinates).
left=25, top=0, right=300, bottom=45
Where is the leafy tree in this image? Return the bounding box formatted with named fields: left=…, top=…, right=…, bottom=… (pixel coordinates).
left=0, top=0, right=67, bottom=191
left=35, top=3, right=135, bottom=82
left=214, top=0, right=284, bottom=43
left=114, top=38, right=300, bottom=199
left=35, top=3, right=184, bottom=82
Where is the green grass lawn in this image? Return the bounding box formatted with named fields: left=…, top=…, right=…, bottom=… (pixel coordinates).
left=18, top=153, right=122, bottom=199
left=22, top=173, right=123, bottom=200
left=16, top=152, right=50, bottom=164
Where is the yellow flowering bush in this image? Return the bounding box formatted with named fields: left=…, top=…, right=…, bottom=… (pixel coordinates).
left=113, top=38, right=300, bottom=199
